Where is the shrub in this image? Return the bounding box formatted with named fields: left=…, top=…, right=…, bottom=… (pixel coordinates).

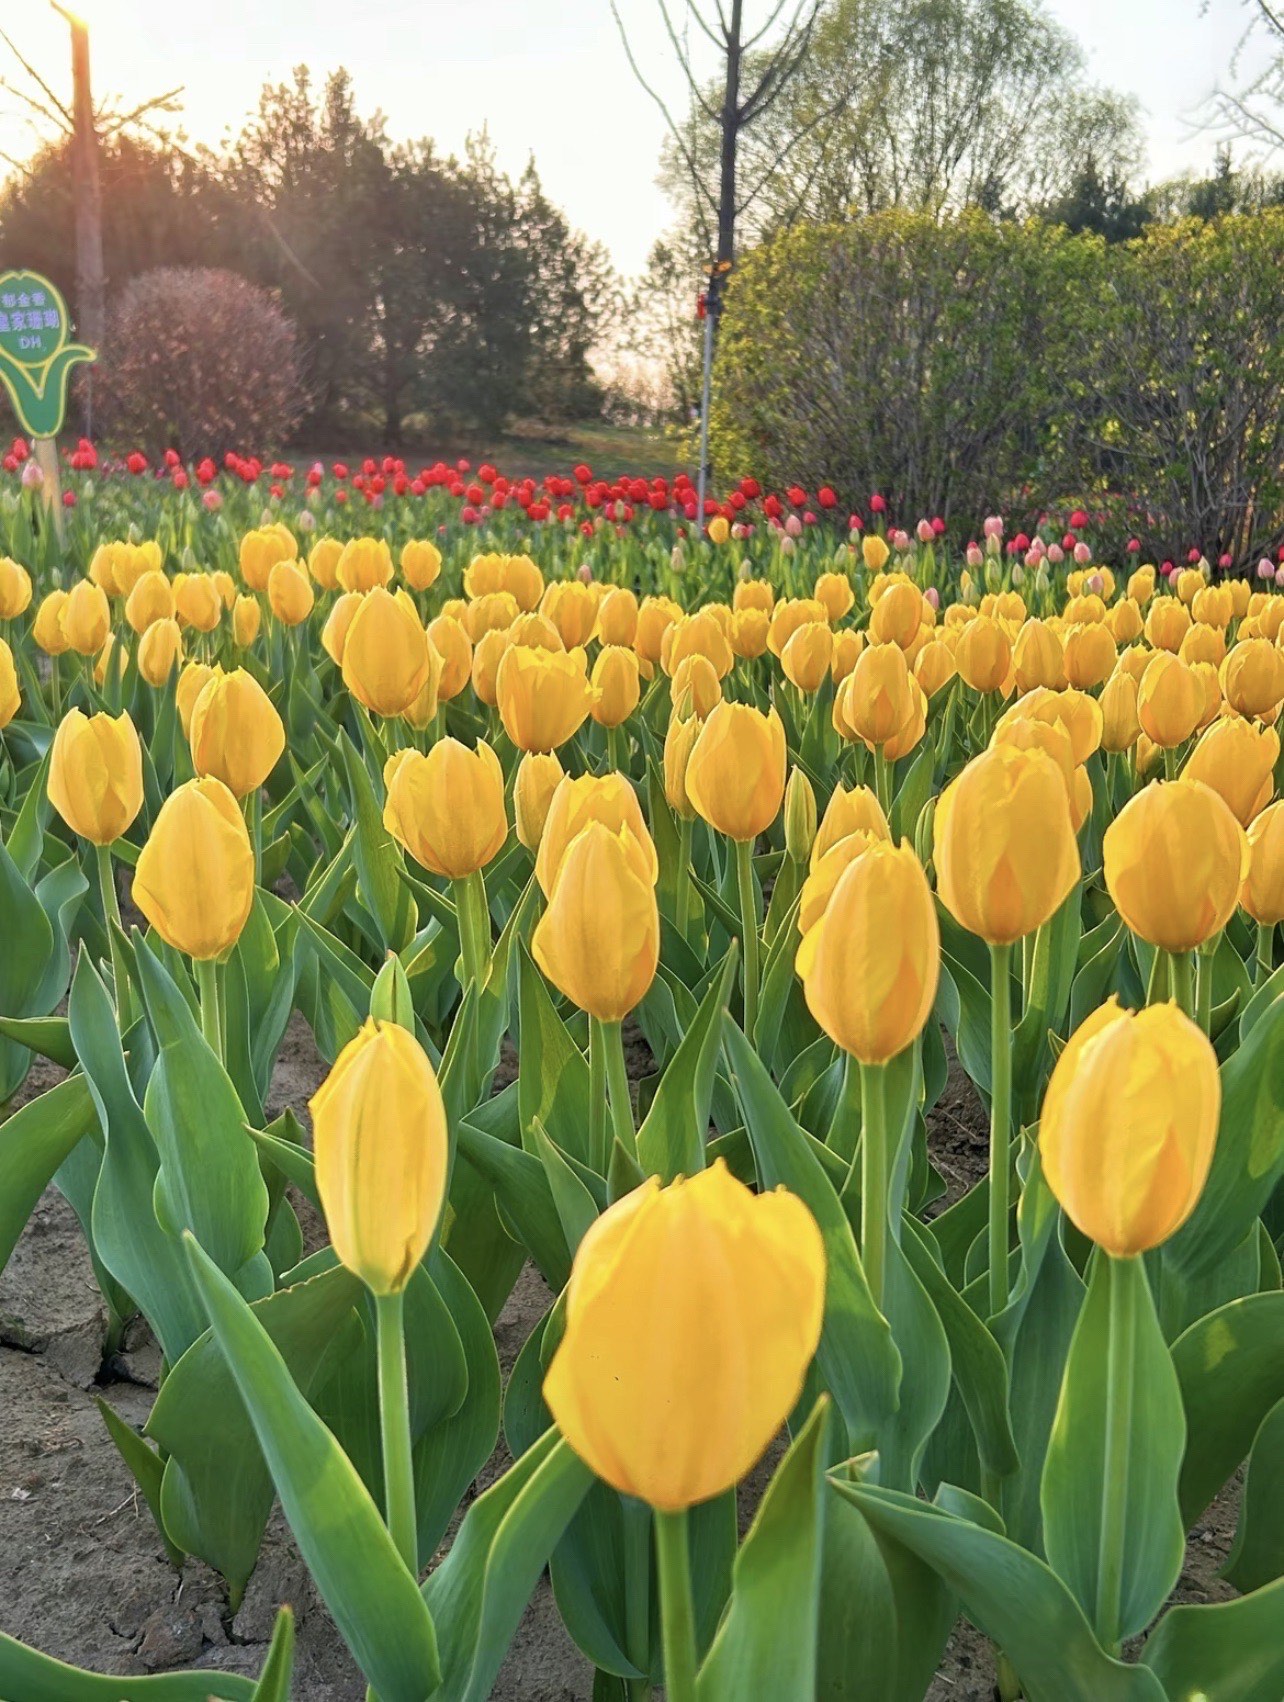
left=93, top=266, right=305, bottom=456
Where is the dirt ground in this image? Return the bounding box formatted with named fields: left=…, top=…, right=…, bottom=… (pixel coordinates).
left=0, top=1018, right=1241, bottom=1701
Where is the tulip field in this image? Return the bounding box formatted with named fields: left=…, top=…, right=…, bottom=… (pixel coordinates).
left=3, top=443, right=1284, bottom=1702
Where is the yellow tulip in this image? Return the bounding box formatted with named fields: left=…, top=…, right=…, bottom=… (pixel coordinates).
left=1179, top=623, right=1226, bottom=670
left=1136, top=652, right=1205, bottom=748
left=383, top=740, right=508, bottom=879
left=124, top=569, right=174, bottom=634
left=707, top=515, right=730, bottom=545
left=1105, top=599, right=1144, bottom=647
left=174, top=572, right=222, bottom=633
left=336, top=537, right=394, bottom=594
left=542, top=580, right=599, bottom=649
left=1145, top=596, right=1191, bottom=653
left=137, top=617, right=183, bottom=687
left=670, top=653, right=723, bottom=720
left=914, top=638, right=956, bottom=698
left=862, top=533, right=891, bottom=573
left=0, top=556, right=32, bottom=619
left=233, top=595, right=262, bottom=648
left=814, top=571, right=855, bottom=623
left=496, top=644, right=595, bottom=753
left=1103, top=779, right=1250, bottom=952
left=1100, top=669, right=1142, bottom=753
left=32, top=590, right=70, bottom=656
left=832, top=628, right=865, bottom=684
left=239, top=524, right=297, bottom=592
left=176, top=661, right=220, bottom=739
left=767, top=598, right=827, bottom=658
left=728, top=607, right=770, bottom=660
left=60, top=580, right=111, bottom=655
left=307, top=537, right=343, bottom=590
left=401, top=539, right=442, bottom=592
left=591, top=646, right=641, bottom=728
left=311, top=1018, right=449, bottom=1295
left=686, top=702, right=787, bottom=842
left=268, top=559, right=314, bottom=626
left=470, top=627, right=510, bottom=708
left=535, top=773, right=657, bottom=895
left=320, top=591, right=362, bottom=665
left=834, top=642, right=916, bottom=749
left=935, top=745, right=1080, bottom=944
left=342, top=588, right=433, bottom=718
left=1039, top=999, right=1219, bottom=1257
left=733, top=579, right=775, bottom=614
left=532, top=822, right=659, bottom=1020
left=0, top=639, right=18, bottom=727
left=425, top=614, right=474, bottom=700
left=664, top=609, right=734, bottom=679
left=400, top=641, right=444, bottom=732
left=635, top=596, right=681, bottom=665
left=514, top=751, right=564, bottom=852
left=189, top=669, right=285, bottom=799
left=543, top=1160, right=825, bottom=1511
left=813, top=784, right=889, bottom=868
left=663, top=713, right=701, bottom=820
left=781, top=621, right=833, bottom=693
left=869, top=581, right=922, bottom=649
left=1062, top=622, right=1116, bottom=691
left=462, top=591, right=520, bottom=643
left=955, top=615, right=1012, bottom=694
left=1242, top=800, right=1284, bottom=925
left=797, top=840, right=939, bottom=1063
left=133, top=777, right=254, bottom=959
left=1221, top=639, right=1284, bottom=719
left=47, top=709, right=143, bottom=844
left=1182, top=715, right=1278, bottom=826
left=212, top=571, right=238, bottom=611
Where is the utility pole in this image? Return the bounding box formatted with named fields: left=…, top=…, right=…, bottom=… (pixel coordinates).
left=51, top=2, right=104, bottom=436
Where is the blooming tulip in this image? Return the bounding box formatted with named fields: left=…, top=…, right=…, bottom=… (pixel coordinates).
left=133, top=777, right=255, bottom=959
left=1103, top=779, right=1249, bottom=954
left=383, top=741, right=507, bottom=879
left=189, top=669, right=285, bottom=799
left=47, top=710, right=143, bottom=844
left=532, top=822, right=659, bottom=1021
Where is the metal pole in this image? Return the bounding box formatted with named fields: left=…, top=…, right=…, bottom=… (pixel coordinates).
left=695, top=279, right=717, bottom=524
left=53, top=6, right=103, bottom=436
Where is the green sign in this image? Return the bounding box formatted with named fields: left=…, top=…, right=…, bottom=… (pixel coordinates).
left=0, top=270, right=95, bottom=438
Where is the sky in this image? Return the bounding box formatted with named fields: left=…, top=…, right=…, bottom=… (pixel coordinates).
left=0, top=0, right=1267, bottom=276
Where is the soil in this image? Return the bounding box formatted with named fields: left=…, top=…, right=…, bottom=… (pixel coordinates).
left=0, top=1020, right=1242, bottom=1701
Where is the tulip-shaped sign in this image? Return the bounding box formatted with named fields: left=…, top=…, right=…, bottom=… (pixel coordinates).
left=0, top=271, right=95, bottom=438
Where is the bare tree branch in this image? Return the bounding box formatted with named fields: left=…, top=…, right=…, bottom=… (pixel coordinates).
left=0, top=24, right=71, bottom=128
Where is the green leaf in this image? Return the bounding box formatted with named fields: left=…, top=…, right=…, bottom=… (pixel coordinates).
left=249, top=1608, right=295, bottom=1702
left=0, top=1072, right=96, bottom=1274
left=835, top=1480, right=1166, bottom=1702
left=0, top=1635, right=255, bottom=1701
left=95, top=1395, right=184, bottom=1570
left=0, top=1013, right=77, bottom=1069
left=517, top=941, right=593, bottom=1165
left=455, top=1117, right=572, bottom=1292
left=637, top=947, right=736, bottom=1182
left=423, top=1427, right=594, bottom=1702
left=1141, top=1574, right=1284, bottom=1701
left=1174, top=1290, right=1284, bottom=1525
left=696, top=1397, right=830, bottom=1701
left=1040, top=1254, right=1185, bottom=1643
left=181, top=1234, right=441, bottom=1701
left=1222, top=1396, right=1284, bottom=1593
left=532, top=1119, right=600, bottom=1255
left=340, top=728, right=417, bottom=954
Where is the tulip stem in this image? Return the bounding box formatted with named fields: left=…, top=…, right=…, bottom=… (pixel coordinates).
left=375, top=1290, right=419, bottom=1578
left=654, top=1509, right=698, bottom=1702
left=675, top=816, right=694, bottom=940
left=195, top=956, right=223, bottom=1062
left=1257, top=921, right=1275, bottom=989
left=603, top=1020, right=638, bottom=1160
left=1195, top=939, right=1216, bottom=1035
left=988, top=942, right=1014, bottom=1319
left=859, top=1061, right=889, bottom=1313
left=1168, top=950, right=1195, bottom=1019
left=873, top=748, right=893, bottom=819
left=1096, top=1255, right=1138, bottom=1656
left=588, top=1019, right=608, bottom=1174
left=455, top=871, right=491, bottom=997
left=94, top=844, right=131, bottom=1024
left=622, top=1498, right=653, bottom=1699
left=734, top=838, right=760, bottom=1041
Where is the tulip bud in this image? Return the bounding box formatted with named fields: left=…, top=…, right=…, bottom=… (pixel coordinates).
left=342, top=588, right=434, bottom=718
left=124, top=569, right=174, bottom=634
left=336, top=537, right=394, bottom=593
left=535, top=773, right=657, bottom=896
left=1103, top=779, right=1249, bottom=953
left=1039, top=999, right=1219, bottom=1256
left=0, top=638, right=17, bottom=727
left=1099, top=669, right=1141, bottom=753
left=189, top=668, right=286, bottom=799
left=307, top=537, right=343, bottom=590
left=133, top=777, right=254, bottom=959
left=591, top=645, right=641, bottom=728
left=663, top=712, right=701, bottom=821
left=400, top=538, right=442, bottom=592
left=32, top=590, right=70, bottom=656
left=383, top=740, right=507, bottom=879
left=783, top=767, right=817, bottom=864
left=1221, top=638, right=1284, bottom=719
left=1182, top=716, right=1277, bottom=826
left=543, top=1160, right=824, bottom=1510
left=311, top=1018, right=449, bottom=1295
left=935, top=745, right=1080, bottom=944
left=797, top=840, right=939, bottom=1064
left=1243, top=800, right=1284, bottom=925
left=138, top=616, right=183, bottom=687
left=268, top=558, right=315, bottom=626
left=496, top=645, right=595, bottom=753
left=0, top=556, right=32, bottom=619
left=514, top=752, right=564, bottom=852
left=532, top=822, right=659, bottom=1021
left=47, top=709, right=144, bottom=845
left=60, top=579, right=111, bottom=655
left=174, top=572, right=222, bottom=633
left=233, top=594, right=262, bottom=648
left=1136, top=652, right=1205, bottom=749
left=686, top=702, right=787, bottom=842
left=834, top=642, right=916, bottom=749
left=955, top=614, right=1012, bottom=694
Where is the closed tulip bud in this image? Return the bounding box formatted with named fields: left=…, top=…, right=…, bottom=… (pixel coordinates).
left=1183, top=715, right=1278, bottom=825
left=869, top=581, right=923, bottom=649
left=956, top=614, right=1012, bottom=694
left=1104, top=779, right=1249, bottom=952
left=882, top=676, right=928, bottom=761
left=268, top=559, right=314, bottom=626
left=515, top=752, right=564, bottom=851
left=862, top=533, right=890, bottom=573
left=591, top=645, right=641, bottom=728
left=813, top=784, right=889, bottom=868
left=1192, top=586, right=1233, bottom=629
left=336, top=537, right=394, bottom=593
left=535, top=772, right=657, bottom=895
left=707, top=514, right=730, bottom=545
left=1179, top=623, right=1226, bottom=670
left=124, top=569, right=174, bottom=634
left=1243, top=800, right=1284, bottom=924
left=1100, top=669, right=1142, bottom=752
left=508, top=611, right=564, bottom=653
left=233, top=595, right=262, bottom=648
left=470, top=627, right=509, bottom=707
left=133, top=777, right=254, bottom=958
left=1062, top=622, right=1116, bottom=690
left=767, top=598, right=826, bottom=658
left=496, top=644, right=595, bottom=753
left=47, top=709, right=144, bottom=844
left=532, top=822, right=659, bottom=1020
left=1106, top=599, right=1144, bottom=646
left=320, top=591, right=362, bottom=665
left=462, top=591, right=520, bottom=643
left=189, top=668, right=285, bottom=799
left=383, top=740, right=507, bottom=878
left=0, top=639, right=18, bottom=728
left=597, top=586, right=639, bottom=647
left=0, top=556, right=32, bottom=619
left=914, top=637, right=956, bottom=698
left=400, top=538, right=442, bottom=592
left=425, top=614, right=473, bottom=700
left=781, top=620, right=833, bottom=692
left=1039, top=1000, right=1219, bottom=1257
left=1128, top=566, right=1156, bottom=605
left=343, top=588, right=433, bottom=718
left=1115, top=644, right=1153, bottom=685
left=176, top=661, right=220, bottom=738
left=307, top=537, right=343, bottom=590
left=174, top=572, right=222, bottom=633
left=240, top=524, right=297, bottom=592
left=814, top=571, right=855, bottom=622
left=400, top=640, right=444, bottom=731
left=670, top=652, right=723, bottom=720
left=137, top=617, right=183, bottom=687
left=1145, top=596, right=1192, bottom=653
left=32, top=590, right=70, bottom=656
left=728, top=607, right=770, bottom=659
left=734, top=579, right=775, bottom=614
left=686, top=702, right=787, bottom=842
left=93, top=635, right=117, bottom=689
left=635, top=596, right=681, bottom=664
left=836, top=642, right=916, bottom=748
left=60, top=579, right=111, bottom=655
left=543, top=1160, right=825, bottom=1510
left=664, top=712, right=701, bottom=820
left=1221, top=638, right=1284, bottom=719
left=665, top=609, right=734, bottom=678
left=1137, top=652, right=1205, bottom=748
left=991, top=713, right=1078, bottom=805
left=935, top=745, right=1081, bottom=943
left=212, top=571, right=238, bottom=610
left=797, top=840, right=939, bottom=1063
left=784, top=767, right=817, bottom=863
left=311, top=1018, right=449, bottom=1295
left=829, top=628, right=863, bottom=684
left=542, top=580, right=599, bottom=649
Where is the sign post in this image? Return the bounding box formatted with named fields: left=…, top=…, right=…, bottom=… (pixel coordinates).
left=0, top=269, right=96, bottom=544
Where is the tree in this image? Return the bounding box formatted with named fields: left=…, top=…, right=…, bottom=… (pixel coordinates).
left=1206, top=1, right=1284, bottom=153
left=1045, top=152, right=1153, bottom=243
left=513, top=160, right=613, bottom=423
